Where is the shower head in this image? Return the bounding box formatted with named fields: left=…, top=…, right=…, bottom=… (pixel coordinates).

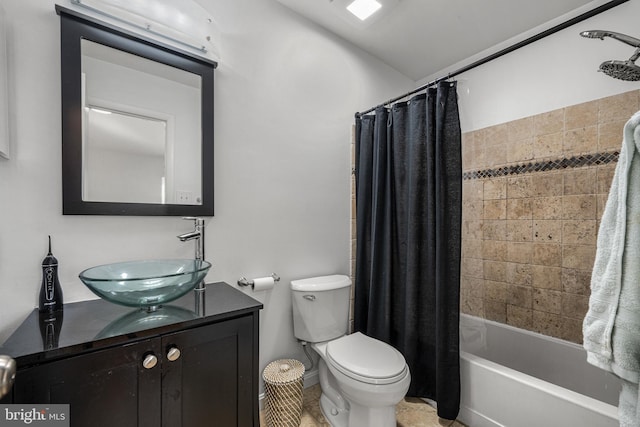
left=580, top=30, right=640, bottom=48
left=580, top=30, right=640, bottom=81
left=598, top=57, right=640, bottom=81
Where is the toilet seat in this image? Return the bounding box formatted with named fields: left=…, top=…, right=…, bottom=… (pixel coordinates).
left=326, top=332, right=408, bottom=385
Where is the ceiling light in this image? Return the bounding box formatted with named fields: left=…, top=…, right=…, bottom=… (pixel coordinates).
left=346, top=0, right=382, bottom=21
left=321, top=0, right=399, bottom=30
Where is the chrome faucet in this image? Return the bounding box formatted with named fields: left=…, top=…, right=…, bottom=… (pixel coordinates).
left=178, top=217, right=205, bottom=260
left=0, top=355, right=16, bottom=399
left=177, top=217, right=206, bottom=292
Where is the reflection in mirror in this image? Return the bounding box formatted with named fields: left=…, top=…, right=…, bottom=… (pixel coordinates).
left=84, top=107, right=168, bottom=203
left=81, top=39, right=202, bottom=205
left=58, top=5, right=216, bottom=216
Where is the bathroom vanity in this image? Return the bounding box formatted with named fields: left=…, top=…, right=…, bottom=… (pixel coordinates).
left=0, top=282, right=262, bottom=427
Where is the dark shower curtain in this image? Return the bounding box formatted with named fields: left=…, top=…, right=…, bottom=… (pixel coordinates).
left=354, top=81, right=462, bottom=420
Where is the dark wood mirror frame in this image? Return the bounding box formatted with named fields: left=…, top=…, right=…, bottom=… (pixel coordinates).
left=57, top=5, right=216, bottom=216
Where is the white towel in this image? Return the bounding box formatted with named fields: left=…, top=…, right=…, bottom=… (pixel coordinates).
left=583, top=110, right=640, bottom=427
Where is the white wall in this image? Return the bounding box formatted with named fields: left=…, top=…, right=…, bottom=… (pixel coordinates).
left=0, top=0, right=413, bottom=387
left=417, top=0, right=640, bottom=133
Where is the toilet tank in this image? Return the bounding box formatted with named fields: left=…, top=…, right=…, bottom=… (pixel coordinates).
left=291, top=275, right=351, bottom=343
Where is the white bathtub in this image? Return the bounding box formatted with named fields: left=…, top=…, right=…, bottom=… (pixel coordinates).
left=458, top=314, right=620, bottom=427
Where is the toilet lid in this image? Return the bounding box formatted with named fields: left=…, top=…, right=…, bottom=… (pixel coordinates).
left=326, top=332, right=408, bottom=385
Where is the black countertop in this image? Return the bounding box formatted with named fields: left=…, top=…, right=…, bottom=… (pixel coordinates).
left=0, top=282, right=262, bottom=367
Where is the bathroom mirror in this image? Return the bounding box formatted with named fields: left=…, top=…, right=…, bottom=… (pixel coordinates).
left=57, top=6, right=216, bottom=215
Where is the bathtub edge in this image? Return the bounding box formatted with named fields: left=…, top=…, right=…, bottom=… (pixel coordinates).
left=460, top=351, right=618, bottom=426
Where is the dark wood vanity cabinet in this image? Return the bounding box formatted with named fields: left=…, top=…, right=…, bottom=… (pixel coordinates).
left=15, top=339, right=161, bottom=427
left=161, top=315, right=255, bottom=427
left=1, top=283, right=262, bottom=427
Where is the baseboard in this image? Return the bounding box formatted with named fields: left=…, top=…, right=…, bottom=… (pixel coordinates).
left=303, top=369, right=319, bottom=388
left=420, top=397, right=437, bottom=409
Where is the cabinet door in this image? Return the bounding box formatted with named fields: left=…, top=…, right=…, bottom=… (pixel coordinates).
left=161, top=315, right=255, bottom=427
left=13, top=339, right=162, bottom=427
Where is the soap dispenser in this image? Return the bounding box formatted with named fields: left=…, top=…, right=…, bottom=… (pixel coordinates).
left=39, top=235, right=63, bottom=313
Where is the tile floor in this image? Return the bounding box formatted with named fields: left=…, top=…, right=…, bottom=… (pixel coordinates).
left=260, top=384, right=467, bottom=427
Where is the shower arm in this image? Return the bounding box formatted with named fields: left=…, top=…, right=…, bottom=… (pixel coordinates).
left=581, top=30, right=640, bottom=48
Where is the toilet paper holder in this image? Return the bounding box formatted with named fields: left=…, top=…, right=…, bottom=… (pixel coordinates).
left=237, top=273, right=280, bottom=288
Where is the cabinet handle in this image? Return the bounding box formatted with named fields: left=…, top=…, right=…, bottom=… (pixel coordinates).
left=167, top=347, right=181, bottom=362
left=142, top=354, right=158, bottom=370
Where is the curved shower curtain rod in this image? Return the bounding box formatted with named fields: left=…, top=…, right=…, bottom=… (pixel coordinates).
left=355, top=0, right=629, bottom=117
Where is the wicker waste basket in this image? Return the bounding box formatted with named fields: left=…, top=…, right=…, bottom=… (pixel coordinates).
left=263, top=359, right=305, bottom=427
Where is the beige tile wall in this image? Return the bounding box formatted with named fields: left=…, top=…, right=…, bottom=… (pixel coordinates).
left=461, top=89, right=640, bottom=344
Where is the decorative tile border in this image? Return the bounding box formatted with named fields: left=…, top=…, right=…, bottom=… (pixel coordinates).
left=462, top=151, right=619, bottom=180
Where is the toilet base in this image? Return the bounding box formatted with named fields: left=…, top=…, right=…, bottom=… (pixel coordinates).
left=319, top=393, right=349, bottom=427
left=319, top=391, right=399, bottom=427
left=347, top=401, right=397, bottom=427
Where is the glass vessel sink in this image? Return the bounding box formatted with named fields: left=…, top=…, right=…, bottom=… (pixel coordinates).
left=79, top=259, right=211, bottom=310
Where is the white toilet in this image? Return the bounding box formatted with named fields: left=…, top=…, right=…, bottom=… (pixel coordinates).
left=291, top=275, right=411, bottom=427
